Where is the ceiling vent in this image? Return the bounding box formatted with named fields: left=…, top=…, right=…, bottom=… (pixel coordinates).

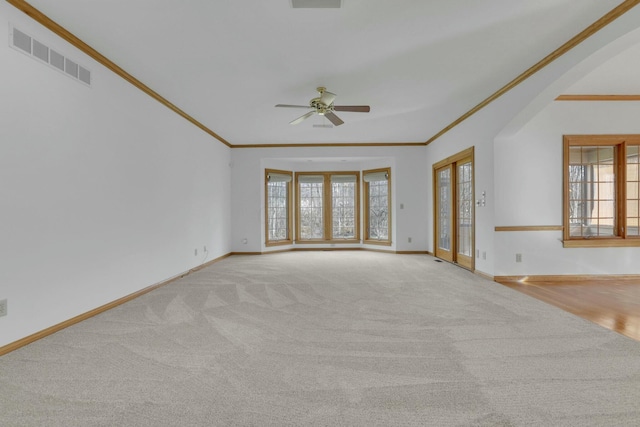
left=10, top=26, right=91, bottom=87
left=291, top=0, right=341, bottom=8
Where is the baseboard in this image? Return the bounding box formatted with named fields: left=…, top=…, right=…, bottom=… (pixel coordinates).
left=292, top=247, right=364, bottom=251
left=242, top=248, right=432, bottom=255
left=1, top=249, right=433, bottom=356
left=294, top=248, right=427, bottom=254
left=360, top=247, right=394, bottom=254
left=494, top=274, right=640, bottom=283
left=0, top=252, right=232, bottom=357
left=261, top=248, right=294, bottom=255
left=474, top=270, right=494, bottom=281
left=190, top=253, right=232, bottom=271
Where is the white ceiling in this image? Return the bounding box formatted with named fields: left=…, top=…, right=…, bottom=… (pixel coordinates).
left=21, top=0, right=630, bottom=145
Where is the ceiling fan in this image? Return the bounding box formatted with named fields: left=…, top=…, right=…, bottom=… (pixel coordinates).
left=275, top=87, right=370, bottom=127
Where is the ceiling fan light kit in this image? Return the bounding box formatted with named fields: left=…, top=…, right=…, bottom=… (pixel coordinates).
left=275, top=87, right=370, bottom=127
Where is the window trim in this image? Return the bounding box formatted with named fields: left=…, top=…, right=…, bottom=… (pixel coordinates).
left=295, top=171, right=360, bottom=244
left=563, top=134, right=640, bottom=248
left=363, top=167, right=392, bottom=246
left=265, top=169, right=293, bottom=247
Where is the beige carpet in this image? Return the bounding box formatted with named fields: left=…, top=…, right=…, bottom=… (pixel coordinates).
left=1, top=252, right=639, bottom=426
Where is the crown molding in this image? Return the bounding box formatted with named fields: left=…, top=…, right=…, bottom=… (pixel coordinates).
left=9, top=0, right=640, bottom=149
left=425, top=0, right=640, bottom=146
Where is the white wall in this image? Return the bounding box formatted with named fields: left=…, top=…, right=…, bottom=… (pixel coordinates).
left=494, top=101, right=640, bottom=276
left=0, top=5, right=231, bottom=347
left=230, top=146, right=428, bottom=253
left=424, top=6, right=640, bottom=278
left=425, top=113, right=497, bottom=277
left=491, top=22, right=640, bottom=277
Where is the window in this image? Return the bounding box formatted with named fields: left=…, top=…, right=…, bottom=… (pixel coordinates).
left=332, top=175, right=358, bottom=239
left=265, top=169, right=292, bottom=246
left=298, top=175, right=324, bottom=240
left=363, top=168, right=391, bottom=245
left=563, top=135, right=640, bottom=247
left=296, top=172, right=360, bottom=242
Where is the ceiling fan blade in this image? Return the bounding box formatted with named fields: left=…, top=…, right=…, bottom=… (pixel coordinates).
left=319, top=91, right=336, bottom=106
left=275, top=104, right=312, bottom=109
left=290, top=111, right=316, bottom=125
left=333, top=105, right=370, bottom=113
left=324, top=112, right=344, bottom=126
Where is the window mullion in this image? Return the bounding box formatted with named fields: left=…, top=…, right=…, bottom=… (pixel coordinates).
left=620, top=142, right=627, bottom=238
left=563, top=140, right=571, bottom=242
left=324, top=174, right=331, bottom=240
left=295, top=174, right=300, bottom=242
left=364, top=181, right=370, bottom=240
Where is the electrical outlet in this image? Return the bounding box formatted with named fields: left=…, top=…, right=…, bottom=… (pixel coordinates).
left=408, top=237, right=412, bottom=243
left=0, top=299, right=7, bottom=317
left=204, top=245, right=207, bottom=252
left=516, top=253, right=522, bottom=263
left=195, top=248, right=198, bottom=256
left=482, top=251, right=486, bottom=260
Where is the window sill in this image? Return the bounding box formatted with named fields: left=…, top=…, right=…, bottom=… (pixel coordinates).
left=363, top=239, right=392, bottom=246
left=265, top=240, right=293, bottom=247
left=295, top=239, right=361, bottom=244
left=563, top=238, right=640, bottom=248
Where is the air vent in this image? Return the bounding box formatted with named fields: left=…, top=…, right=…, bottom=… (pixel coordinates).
left=32, top=39, right=49, bottom=62
left=10, top=25, right=91, bottom=87
left=65, top=58, right=79, bottom=78
left=291, top=0, right=341, bottom=8
left=12, top=27, right=31, bottom=53
left=50, top=49, right=65, bottom=71
left=78, top=66, right=91, bottom=85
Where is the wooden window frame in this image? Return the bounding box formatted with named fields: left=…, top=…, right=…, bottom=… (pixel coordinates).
left=295, top=171, right=360, bottom=244
left=363, top=167, right=392, bottom=246
left=265, top=169, right=293, bottom=247
left=563, top=135, right=640, bottom=248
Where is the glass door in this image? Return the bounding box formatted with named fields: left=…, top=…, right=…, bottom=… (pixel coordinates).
left=435, top=165, right=453, bottom=262
left=456, top=158, right=474, bottom=270
left=433, top=148, right=474, bottom=271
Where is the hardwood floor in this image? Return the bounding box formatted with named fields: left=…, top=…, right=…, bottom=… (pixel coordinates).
left=496, top=279, right=640, bottom=342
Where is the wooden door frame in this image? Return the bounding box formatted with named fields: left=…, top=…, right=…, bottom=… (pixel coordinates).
left=432, top=146, right=475, bottom=271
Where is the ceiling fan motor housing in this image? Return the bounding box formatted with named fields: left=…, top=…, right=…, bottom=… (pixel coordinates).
left=311, top=99, right=330, bottom=114
left=311, top=87, right=332, bottom=114
left=275, top=86, right=369, bottom=126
